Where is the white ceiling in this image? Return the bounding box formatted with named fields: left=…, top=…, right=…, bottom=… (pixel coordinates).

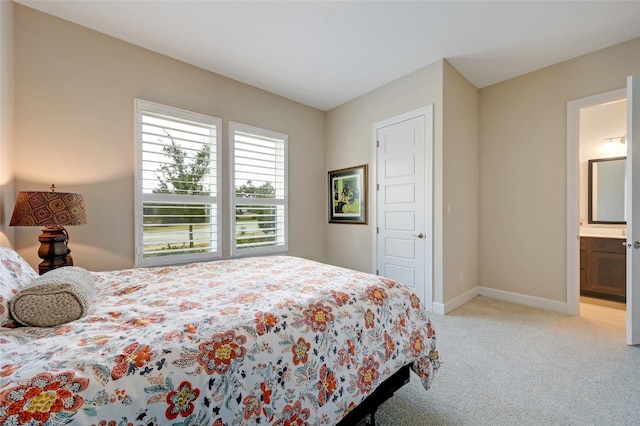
left=16, top=0, right=640, bottom=111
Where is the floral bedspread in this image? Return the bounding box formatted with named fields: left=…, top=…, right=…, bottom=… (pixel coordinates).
left=0, top=256, right=439, bottom=426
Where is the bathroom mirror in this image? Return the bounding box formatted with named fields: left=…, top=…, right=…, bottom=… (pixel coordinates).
left=588, top=156, right=626, bottom=224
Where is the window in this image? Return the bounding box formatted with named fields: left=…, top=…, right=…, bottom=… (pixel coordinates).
left=135, top=100, right=221, bottom=266
left=230, top=122, right=288, bottom=256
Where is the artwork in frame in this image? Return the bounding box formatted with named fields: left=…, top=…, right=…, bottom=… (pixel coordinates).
left=328, top=164, right=368, bottom=224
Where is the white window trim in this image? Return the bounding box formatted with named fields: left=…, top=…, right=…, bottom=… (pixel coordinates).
left=134, top=99, right=222, bottom=267
left=229, top=121, right=288, bottom=257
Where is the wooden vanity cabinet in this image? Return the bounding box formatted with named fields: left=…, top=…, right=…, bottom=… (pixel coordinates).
left=580, top=236, right=626, bottom=302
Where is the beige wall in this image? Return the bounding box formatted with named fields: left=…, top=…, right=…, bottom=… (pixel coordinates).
left=325, top=60, right=479, bottom=308
left=442, top=61, right=479, bottom=303
left=327, top=59, right=469, bottom=308
left=9, top=4, right=640, bottom=312
left=479, top=38, right=640, bottom=302
left=0, top=0, right=15, bottom=248
left=13, top=5, right=326, bottom=270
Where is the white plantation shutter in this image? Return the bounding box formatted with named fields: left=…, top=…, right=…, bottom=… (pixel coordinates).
left=135, top=99, right=221, bottom=266
left=231, top=122, right=288, bottom=256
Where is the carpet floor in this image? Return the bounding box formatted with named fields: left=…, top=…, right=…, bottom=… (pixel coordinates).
left=356, top=295, right=640, bottom=426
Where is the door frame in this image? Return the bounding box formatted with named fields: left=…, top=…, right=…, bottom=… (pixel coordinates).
left=371, top=105, right=434, bottom=311
left=626, top=75, right=640, bottom=345
left=566, top=88, right=626, bottom=316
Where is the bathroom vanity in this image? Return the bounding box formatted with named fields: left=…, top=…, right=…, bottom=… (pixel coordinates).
left=580, top=236, right=626, bottom=302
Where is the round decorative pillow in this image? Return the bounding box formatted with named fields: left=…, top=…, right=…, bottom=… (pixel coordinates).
left=10, top=266, right=95, bottom=327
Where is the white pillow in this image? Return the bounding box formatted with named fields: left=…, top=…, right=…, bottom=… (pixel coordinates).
left=0, top=247, right=38, bottom=326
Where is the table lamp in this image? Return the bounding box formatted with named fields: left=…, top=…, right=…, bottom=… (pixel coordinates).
left=9, top=185, right=88, bottom=274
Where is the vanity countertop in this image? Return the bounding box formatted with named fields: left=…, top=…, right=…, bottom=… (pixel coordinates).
left=580, top=233, right=626, bottom=239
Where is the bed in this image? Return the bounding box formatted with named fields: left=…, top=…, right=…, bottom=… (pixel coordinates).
left=0, top=248, right=439, bottom=425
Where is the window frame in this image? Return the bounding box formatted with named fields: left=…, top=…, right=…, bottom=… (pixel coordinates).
left=134, top=99, right=222, bottom=267
left=229, top=121, right=288, bottom=257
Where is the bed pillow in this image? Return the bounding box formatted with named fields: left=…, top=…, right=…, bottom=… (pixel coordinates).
left=10, top=266, right=95, bottom=327
left=0, top=247, right=39, bottom=326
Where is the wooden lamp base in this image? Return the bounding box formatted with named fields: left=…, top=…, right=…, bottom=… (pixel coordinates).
left=37, top=227, right=73, bottom=275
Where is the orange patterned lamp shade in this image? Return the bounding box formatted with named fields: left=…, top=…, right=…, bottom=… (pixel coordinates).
left=9, top=191, right=88, bottom=227
left=10, top=188, right=88, bottom=274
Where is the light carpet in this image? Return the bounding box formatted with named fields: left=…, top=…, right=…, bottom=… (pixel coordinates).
left=356, top=295, right=640, bottom=426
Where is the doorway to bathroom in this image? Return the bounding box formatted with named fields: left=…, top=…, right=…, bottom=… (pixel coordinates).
left=567, top=88, right=627, bottom=330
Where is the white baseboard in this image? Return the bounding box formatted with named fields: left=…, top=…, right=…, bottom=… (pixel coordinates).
left=431, top=303, right=445, bottom=315
left=478, top=286, right=568, bottom=314
left=433, top=287, right=479, bottom=315
left=434, top=286, right=569, bottom=315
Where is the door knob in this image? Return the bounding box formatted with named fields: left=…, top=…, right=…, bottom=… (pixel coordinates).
left=413, top=233, right=425, bottom=239
left=635, top=241, right=640, bottom=249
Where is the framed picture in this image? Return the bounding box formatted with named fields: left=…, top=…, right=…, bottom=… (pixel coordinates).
left=328, top=164, right=368, bottom=224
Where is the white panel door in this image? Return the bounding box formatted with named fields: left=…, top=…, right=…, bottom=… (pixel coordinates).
left=376, top=111, right=431, bottom=309
left=626, top=75, right=640, bottom=345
